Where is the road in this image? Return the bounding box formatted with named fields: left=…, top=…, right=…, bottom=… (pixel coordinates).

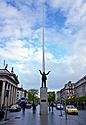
left=0, top=106, right=86, bottom=125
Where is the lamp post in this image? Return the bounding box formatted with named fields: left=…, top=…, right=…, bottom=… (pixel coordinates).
left=59, top=94, right=62, bottom=116
left=64, top=99, right=67, bottom=120
left=61, top=97, right=67, bottom=120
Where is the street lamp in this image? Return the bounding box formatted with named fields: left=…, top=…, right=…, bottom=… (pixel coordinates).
left=59, top=94, right=63, bottom=116
left=64, top=99, right=67, bottom=120
left=61, top=97, right=67, bottom=120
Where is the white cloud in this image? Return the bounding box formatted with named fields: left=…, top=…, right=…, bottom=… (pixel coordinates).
left=49, top=0, right=74, bottom=11
left=0, top=0, right=86, bottom=91
left=0, top=0, right=42, bottom=39
left=0, top=40, right=28, bottom=60
left=65, top=0, right=86, bottom=27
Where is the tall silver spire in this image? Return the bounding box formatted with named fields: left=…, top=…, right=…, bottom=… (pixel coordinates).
left=42, top=5, right=45, bottom=73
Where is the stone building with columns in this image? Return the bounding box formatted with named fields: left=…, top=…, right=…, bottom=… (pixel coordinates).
left=74, top=75, right=86, bottom=97
left=0, top=68, right=19, bottom=108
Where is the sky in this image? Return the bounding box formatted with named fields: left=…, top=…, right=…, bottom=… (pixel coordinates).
left=0, top=0, right=86, bottom=92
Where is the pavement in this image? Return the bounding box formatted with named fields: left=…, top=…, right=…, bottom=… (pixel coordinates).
left=0, top=106, right=86, bottom=125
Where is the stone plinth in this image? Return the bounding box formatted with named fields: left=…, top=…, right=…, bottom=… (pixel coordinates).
left=40, top=87, right=48, bottom=115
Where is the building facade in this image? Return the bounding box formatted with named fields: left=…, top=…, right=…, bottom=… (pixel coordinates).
left=56, top=81, right=74, bottom=100
left=63, top=81, right=74, bottom=99
left=74, top=76, right=86, bottom=97
left=0, top=68, right=19, bottom=108
left=56, top=91, right=60, bottom=101
left=17, top=87, right=28, bottom=101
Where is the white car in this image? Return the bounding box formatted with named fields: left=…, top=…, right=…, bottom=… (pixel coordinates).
left=56, top=103, right=63, bottom=110
left=9, top=104, right=21, bottom=112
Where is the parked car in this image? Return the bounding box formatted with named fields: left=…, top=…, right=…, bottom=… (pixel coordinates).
left=56, top=103, right=63, bottom=110
left=66, top=105, right=78, bottom=115
left=9, top=104, right=21, bottom=112
left=0, top=108, right=5, bottom=118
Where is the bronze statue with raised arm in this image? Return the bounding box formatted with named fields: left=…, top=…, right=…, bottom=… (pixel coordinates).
left=39, top=70, right=51, bottom=88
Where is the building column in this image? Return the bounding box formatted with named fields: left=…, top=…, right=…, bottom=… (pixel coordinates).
left=14, top=87, right=16, bottom=104
left=4, top=82, right=9, bottom=106
left=9, top=85, right=12, bottom=105
left=15, top=87, right=17, bottom=103
left=12, top=86, right=15, bottom=104
left=8, top=84, right=11, bottom=106
left=11, top=85, right=14, bottom=105
left=15, top=87, right=17, bottom=102
left=12, top=86, right=14, bottom=104
left=13, top=87, right=16, bottom=104
left=1, top=81, right=6, bottom=107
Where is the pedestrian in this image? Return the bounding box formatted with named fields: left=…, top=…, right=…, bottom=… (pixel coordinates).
left=51, top=102, right=54, bottom=112
left=49, top=102, right=51, bottom=112
left=21, top=102, right=26, bottom=111
left=2, top=104, right=5, bottom=109
left=32, top=103, right=36, bottom=110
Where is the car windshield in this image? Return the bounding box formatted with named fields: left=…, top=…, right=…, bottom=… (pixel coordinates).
left=57, top=104, right=63, bottom=106
left=67, top=105, right=75, bottom=108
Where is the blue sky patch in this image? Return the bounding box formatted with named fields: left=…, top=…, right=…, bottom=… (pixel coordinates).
left=46, top=6, right=66, bottom=29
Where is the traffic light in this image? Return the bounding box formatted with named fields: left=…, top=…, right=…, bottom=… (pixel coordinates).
left=5, top=90, right=9, bottom=97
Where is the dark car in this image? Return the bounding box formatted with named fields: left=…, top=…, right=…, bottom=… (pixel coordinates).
left=0, top=108, right=5, bottom=118
left=9, top=104, right=21, bottom=112
left=26, top=103, right=32, bottom=109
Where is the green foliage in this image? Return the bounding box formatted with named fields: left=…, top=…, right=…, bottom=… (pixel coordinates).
left=34, top=96, right=40, bottom=105
left=28, top=89, right=39, bottom=104
left=48, top=91, right=55, bottom=102
left=66, top=96, right=86, bottom=103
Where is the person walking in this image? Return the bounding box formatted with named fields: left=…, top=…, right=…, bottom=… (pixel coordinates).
left=51, top=102, right=54, bottom=112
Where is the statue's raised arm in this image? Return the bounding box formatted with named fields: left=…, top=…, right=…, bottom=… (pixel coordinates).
left=39, top=70, right=43, bottom=75
left=46, top=71, right=51, bottom=75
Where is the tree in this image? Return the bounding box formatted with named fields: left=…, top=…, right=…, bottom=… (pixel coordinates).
left=66, top=96, right=86, bottom=104
left=48, top=91, right=55, bottom=103
left=28, top=89, right=39, bottom=104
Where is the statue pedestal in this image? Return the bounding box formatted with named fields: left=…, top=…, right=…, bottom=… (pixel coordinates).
left=40, top=87, right=48, bottom=115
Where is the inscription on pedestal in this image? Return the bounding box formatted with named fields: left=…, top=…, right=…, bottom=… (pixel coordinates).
left=41, top=100, right=46, bottom=102
left=40, top=87, right=48, bottom=115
